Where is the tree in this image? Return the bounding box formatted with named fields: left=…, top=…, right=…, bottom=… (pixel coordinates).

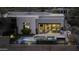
left=68, top=8, right=79, bottom=27
left=0, top=8, right=8, bottom=26
left=21, top=22, right=31, bottom=35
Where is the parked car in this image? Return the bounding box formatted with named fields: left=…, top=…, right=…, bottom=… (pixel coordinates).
left=15, top=36, right=36, bottom=44
left=33, top=34, right=57, bottom=44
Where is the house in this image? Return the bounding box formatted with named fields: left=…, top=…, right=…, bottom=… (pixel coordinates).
left=6, top=12, right=64, bottom=34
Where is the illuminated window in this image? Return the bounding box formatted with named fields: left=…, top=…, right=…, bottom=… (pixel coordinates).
left=52, top=24, right=56, bottom=27
left=57, top=24, right=60, bottom=27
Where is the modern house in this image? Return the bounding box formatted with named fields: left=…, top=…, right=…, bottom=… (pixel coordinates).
left=6, top=12, right=65, bottom=35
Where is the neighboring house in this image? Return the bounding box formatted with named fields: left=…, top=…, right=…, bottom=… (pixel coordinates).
left=5, top=12, right=65, bottom=35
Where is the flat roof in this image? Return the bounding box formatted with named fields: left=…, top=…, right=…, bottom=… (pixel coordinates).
left=5, top=12, right=64, bottom=17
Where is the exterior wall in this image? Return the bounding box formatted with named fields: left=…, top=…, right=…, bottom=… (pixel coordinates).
left=16, top=16, right=64, bottom=34
left=16, top=17, right=38, bottom=34
left=36, top=16, right=64, bottom=27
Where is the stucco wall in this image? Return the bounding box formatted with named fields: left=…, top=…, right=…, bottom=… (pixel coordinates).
left=16, top=17, right=38, bottom=34
left=37, top=16, right=64, bottom=26
left=16, top=16, right=64, bottom=34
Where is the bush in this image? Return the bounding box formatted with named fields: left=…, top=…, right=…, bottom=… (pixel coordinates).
left=68, top=34, right=77, bottom=45
left=21, top=28, right=31, bottom=35
left=9, top=33, right=20, bottom=44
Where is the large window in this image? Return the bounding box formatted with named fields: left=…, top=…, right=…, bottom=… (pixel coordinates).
left=38, top=23, right=61, bottom=33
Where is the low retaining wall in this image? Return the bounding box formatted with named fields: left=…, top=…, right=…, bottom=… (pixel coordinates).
left=0, top=44, right=77, bottom=51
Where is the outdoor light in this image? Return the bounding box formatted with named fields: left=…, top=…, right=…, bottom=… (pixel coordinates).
left=10, top=34, right=14, bottom=38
